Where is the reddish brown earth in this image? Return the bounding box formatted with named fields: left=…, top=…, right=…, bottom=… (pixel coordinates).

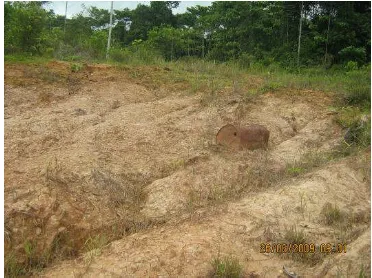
left=4, top=61, right=370, bottom=277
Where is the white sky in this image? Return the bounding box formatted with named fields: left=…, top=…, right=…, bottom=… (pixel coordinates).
left=43, top=1, right=212, bottom=18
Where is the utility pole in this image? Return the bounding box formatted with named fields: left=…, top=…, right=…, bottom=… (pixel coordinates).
left=297, top=1, right=304, bottom=67
left=106, top=1, right=114, bottom=60
left=64, top=1, right=68, bottom=35
left=202, top=32, right=205, bottom=58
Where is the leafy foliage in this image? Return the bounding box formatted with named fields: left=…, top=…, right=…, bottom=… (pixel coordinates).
left=4, top=1, right=371, bottom=68
left=5, top=2, right=49, bottom=54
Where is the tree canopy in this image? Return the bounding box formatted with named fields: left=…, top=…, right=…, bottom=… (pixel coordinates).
left=4, top=1, right=371, bottom=67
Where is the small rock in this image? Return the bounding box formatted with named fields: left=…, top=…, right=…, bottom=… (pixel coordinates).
left=73, top=108, right=87, bottom=116
left=36, top=227, right=42, bottom=235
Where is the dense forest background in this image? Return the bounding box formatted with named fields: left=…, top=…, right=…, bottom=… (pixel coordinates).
left=4, top=1, right=371, bottom=69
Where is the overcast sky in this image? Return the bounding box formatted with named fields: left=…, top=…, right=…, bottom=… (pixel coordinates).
left=43, top=1, right=212, bottom=18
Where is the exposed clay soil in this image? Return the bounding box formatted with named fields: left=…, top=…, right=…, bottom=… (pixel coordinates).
left=4, top=61, right=370, bottom=277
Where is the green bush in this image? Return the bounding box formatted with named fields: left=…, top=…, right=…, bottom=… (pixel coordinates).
left=338, top=46, right=366, bottom=65
left=344, top=84, right=371, bottom=107
left=344, top=119, right=370, bottom=147
left=345, top=61, right=359, bottom=71
left=71, top=63, right=83, bottom=72
left=236, top=53, right=255, bottom=69
left=109, top=48, right=129, bottom=63
left=87, top=30, right=108, bottom=59
left=343, top=69, right=371, bottom=107
left=109, top=42, right=164, bottom=65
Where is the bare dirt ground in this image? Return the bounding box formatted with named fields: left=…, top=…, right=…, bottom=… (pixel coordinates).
left=4, top=61, right=371, bottom=277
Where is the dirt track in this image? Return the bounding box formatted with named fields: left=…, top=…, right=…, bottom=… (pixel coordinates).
left=4, top=62, right=370, bottom=277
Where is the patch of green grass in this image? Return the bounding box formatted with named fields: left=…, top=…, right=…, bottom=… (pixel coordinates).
left=284, top=147, right=369, bottom=180
left=250, top=65, right=370, bottom=97
left=24, top=240, right=35, bottom=265
left=287, top=166, right=305, bottom=177
left=345, top=120, right=370, bottom=148
left=335, top=106, right=365, bottom=128
left=71, top=63, right=84, bottom=73
left=344, top=83, right=371, bottom=108
left=4, top=54, right=51, bottom=64
left=209, top=255, right=243, bottom=278
left=109, top=46, right=165, bottom=66
left=359, top=264, right=367, bottom=278
left=83, top=234, right=109, bottom=264
left=284, top=226, right=306, bottom=244
left=321, top=203, right=344, bottom=226
left=335, top=105, right=370, bottom=148
left=285, top=151, right=331, bottom=178
left=168, top=59, right=258, bottom=97
left=259, top=81, right=283, bottom=93
left=282, top=226, right=324, bottom=266
left=5, top=252, right=26, bottom=277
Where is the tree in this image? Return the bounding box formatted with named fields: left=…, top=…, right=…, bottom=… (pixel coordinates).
left=4, top=2, right=49, bottom=54
left=88, top=6, right=111, bottom=28
left=64, top=14, right=93, bottom=47
left=114, top=1, right=179, bottom=45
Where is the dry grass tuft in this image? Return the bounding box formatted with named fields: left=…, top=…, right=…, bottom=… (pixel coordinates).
left=208, top=255, right=243, bottom=278
left=281, top=226, right=325, bottom=266
left=83, top=234, right=109, bottom=264
left=320, top=203, right=344, bottom=226
left=38, top=91, right=53, bottom=103
left=44, top=157, right=81, bottom=187
left=90, top=169, right=147, bottom=209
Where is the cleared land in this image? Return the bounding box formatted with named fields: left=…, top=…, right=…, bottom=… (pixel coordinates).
left=4, top=61, right=370, bottom=277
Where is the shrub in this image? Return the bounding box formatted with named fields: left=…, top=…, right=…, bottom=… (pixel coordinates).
left=344, top=84, right=371, bottom=107
left=109, top=48, right=128, bottom=63
left=345, top=61, right=359, bottom=71
left=109, top=43, right=164, bottom=65
left=344, top=118, right=371, bottom=147
left=338, top=46, right=366, bottom=65
left=321, top=203, right=343, bottom=225
left=236, top=53, right=255, bottom=69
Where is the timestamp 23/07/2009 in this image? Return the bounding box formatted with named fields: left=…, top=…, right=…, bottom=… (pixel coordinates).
left=260, top=242, right=347, bottom=254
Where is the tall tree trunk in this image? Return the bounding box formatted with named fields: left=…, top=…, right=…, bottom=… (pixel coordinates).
left=106, top=1, right=114, bottom=60
left=324, top=13, right=331, bottom=64
left=286, top=18, right=289, bottom=45
left=297, top=1, right=303, bottom=67
left=187, top=34, right=190, bottom=56
left=171, top=36, right=174, bottom=61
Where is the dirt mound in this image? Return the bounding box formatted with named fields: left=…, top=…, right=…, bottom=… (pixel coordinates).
left=40, top=157, right=370, bottom=277
left=4, top=62, right=370, bottom=277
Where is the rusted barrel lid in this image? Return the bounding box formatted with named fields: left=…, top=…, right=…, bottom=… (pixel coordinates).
left=216, top=124, right=240, bottom=149
left=216, top=124, right=269, bottom=150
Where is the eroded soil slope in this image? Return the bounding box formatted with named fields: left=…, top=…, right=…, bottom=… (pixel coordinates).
left=4, top=62, right=370, bottom=277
